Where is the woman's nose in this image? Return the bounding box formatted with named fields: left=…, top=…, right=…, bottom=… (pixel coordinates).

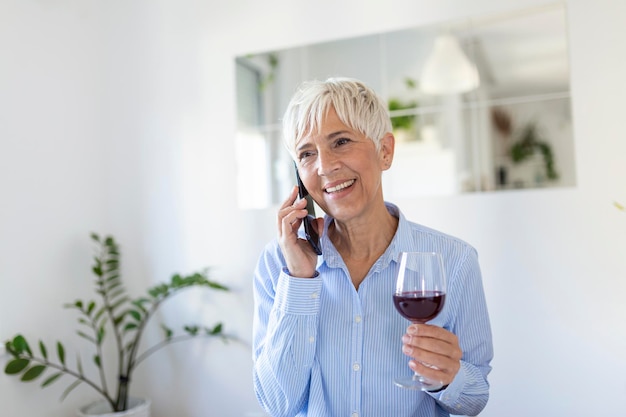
left=316, top=149, right=339, bottom=176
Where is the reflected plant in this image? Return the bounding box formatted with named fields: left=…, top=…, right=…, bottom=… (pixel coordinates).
left=4, top=233, right=233, bottom=412
left=258, top=53, right=279, bottom=92
left=388, top=77, right=419, bottom=133
left=509, top=122, right=558, bottom=181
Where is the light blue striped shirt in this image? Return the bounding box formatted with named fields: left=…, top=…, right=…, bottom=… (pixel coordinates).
left=252, top=203, right=493, bottom=417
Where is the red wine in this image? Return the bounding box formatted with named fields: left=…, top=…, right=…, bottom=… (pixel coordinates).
left=393, top=291, right=445, bottom=323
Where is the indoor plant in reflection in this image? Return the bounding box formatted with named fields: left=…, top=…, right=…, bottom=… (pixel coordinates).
left=3, top=233, right=232, bottom=415
left=509, top=122, right=559, bottom=182
left=388, top=77, right=420, bottom=142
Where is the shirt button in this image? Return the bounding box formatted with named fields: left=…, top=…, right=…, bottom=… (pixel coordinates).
left=354, top=315, right=362, bottom=323
left=310, top=292, right=318, bottom=299
left=309, top=336, right=315, bottom=343
left=352, top=413, right=359, bottom=417
left=353, top=363, right=360, bottom=371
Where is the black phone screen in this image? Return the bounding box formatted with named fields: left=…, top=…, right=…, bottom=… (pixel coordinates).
left=294, top=163, right=322, bottom=255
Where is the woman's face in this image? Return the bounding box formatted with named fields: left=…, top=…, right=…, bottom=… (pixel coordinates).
left=295, top=107, right=394, bottom=223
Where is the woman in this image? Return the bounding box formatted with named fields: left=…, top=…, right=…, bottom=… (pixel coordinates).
left=252, top=77, right=493, bottom=417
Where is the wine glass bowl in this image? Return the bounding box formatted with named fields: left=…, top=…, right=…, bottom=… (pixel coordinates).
left=392, top=290, right=445, bottom=324
left=393, top=251, right=446, bottom=390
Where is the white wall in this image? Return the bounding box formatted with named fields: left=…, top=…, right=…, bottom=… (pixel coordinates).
left=1, top=0, right=625, bottom=416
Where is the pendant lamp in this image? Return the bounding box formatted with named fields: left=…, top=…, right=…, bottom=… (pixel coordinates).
left=421, top=34, right=480, bottom=95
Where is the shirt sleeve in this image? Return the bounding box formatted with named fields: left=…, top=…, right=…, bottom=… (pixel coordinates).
left=252, top=244, right=322, bottom=417
left=428, top=246, right=494, bottom=416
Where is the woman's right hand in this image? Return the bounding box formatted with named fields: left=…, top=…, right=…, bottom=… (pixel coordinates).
left=277, top=186, right=323, bottom=278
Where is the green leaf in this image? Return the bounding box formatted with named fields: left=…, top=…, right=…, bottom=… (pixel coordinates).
left=123, top=323, right=138, bottom=332
left=171, top=274, right=183, bottom=286
left=90, top=232, right=100, bottom=242
left=107, top=288, right=126, bottom=302
left=209, top=323, right=223, bottom=335
left=97, top=326, right=105, bottom=344
left=41, top=372, right=63, bottom=387
left=39, top=341, right=48, bottom=360
left=5, top=358, right=30, bottom=374
left=12, top=335, right=32, bottom=357
left=105, top=260, right=119, bottom=272
left=404, top=77, right=417, bottom=90
left=109, top=296, right=130, bottom=311
left=87, top=301, right=96, bottom=316
left=161, top=325, right=173, bottom=340
left=60, top=379, right=82, bottom=402
left=57, top=342, right=66, bottom=366
left=105, top=281, right=122, bottom=292
left=184, top=325, right=199, bottom=336
left=93, top=355, right=101, bottom=368
left=208, top=281, right=229, bottom=291
left=148, top=284, right=169, bottom=298
left=131, top=298, right=150, bottom=313
left=5, top=340, right=18, bottom=357
left=78, top=318, right=91, bottom=327
left=97, top=317, right=108, bottom=332
left=76, top=331, right=96, bottom=344
left=128, top=310, right=141, bottom=321
left=21, top=365, right=46, bottom=382
left=76, top=354, right=83, bottom=376
left=93, top=306, right=106, bottom=322
left=113, top=314, right=125, bottom=326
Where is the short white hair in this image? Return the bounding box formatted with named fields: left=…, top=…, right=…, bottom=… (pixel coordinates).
left=282, top=77, right=392, bottom=158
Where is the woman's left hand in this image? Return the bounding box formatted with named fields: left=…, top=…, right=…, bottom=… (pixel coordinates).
left=401, top=323, right=462, bottom=387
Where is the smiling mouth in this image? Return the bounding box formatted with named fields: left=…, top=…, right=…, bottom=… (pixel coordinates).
left=325, top=179, right=355, bottom=193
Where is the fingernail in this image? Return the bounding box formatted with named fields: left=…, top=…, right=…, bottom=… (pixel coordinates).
left=402, top=345, right=413, bottom=355
left=407, top=325, right=418, bottom=335
left=401, top=335, right=410, bottom=343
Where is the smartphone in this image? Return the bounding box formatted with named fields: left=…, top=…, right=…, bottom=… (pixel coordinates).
left=294, top=163, right=322, bottom=255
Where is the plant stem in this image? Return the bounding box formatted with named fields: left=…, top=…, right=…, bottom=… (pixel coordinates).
left=133, top=334, right=203, bottom=367
left=17, top=354, right=115, bottom=410
left=96, top=244, right=127, bottom=409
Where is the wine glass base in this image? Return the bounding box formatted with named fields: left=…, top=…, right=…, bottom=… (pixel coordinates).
left=394, top=375, right=444, bottom=391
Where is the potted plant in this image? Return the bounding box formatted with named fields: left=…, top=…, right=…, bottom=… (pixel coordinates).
left=3, top=233, right=232, bottom=416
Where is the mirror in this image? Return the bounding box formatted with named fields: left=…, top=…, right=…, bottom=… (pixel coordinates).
left=235, top=4, right=575, bottom=209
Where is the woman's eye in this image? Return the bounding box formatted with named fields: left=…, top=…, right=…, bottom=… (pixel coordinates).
left=298, top=150, right=315, bottom=160
left=336, top=138, right=351, bottom=146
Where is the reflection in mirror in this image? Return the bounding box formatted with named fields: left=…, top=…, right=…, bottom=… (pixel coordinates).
left=235, top=4, right=575, bottom=209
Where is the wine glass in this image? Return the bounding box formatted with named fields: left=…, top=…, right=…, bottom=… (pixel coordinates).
left=393, top=251, right=447, bottom=390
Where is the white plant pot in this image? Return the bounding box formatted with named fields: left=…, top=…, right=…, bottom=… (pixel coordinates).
left=77, top=397, right=151, bottom=417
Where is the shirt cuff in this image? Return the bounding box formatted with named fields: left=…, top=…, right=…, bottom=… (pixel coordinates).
left=274, top=267, right=323, bottom=314
left=427, top=360, right=466, bottom=404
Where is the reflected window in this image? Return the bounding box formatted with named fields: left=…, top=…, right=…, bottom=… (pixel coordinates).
left=234, top=4, right=575, bottom=208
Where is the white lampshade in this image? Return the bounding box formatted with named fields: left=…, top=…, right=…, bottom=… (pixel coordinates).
left=421, top=34, right=480, bottom=95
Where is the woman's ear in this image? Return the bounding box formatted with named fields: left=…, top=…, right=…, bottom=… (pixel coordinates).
left=379, top=132, right=395, bottom=170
